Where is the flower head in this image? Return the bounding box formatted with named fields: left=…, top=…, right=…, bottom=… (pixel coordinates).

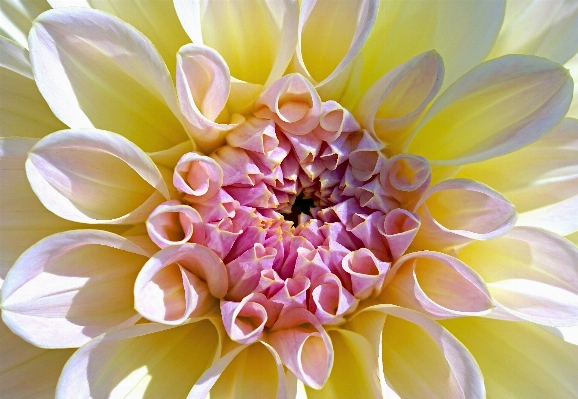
left=1, top=0, right=578, bottom=398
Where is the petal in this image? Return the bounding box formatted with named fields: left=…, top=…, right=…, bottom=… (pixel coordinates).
left=0, top=320, right=74, bottom=399
left=412, top=179, right=517, bottom=251
left=489, top=0, right=578, bottom=64
left=566, top=53, right=578, bottom=118
left=174, top=0, right=298, bottom=88
left=355, top=50, right=443, bottom=152
left=294, top=0, right=378, bottom=99
left=406, top=55, right=573, bottom=165
left=0, top=138, right=78, bottom=285
left=377, top=209, right=421, bottom=260
left=0, top=0, right=50, bottom=48
left=457, top=118, right=578, bottom=236
left=221, top=293, right=277, bottom=344
left=442, top=317, right=578, bottom=399
left=50, top=0, right=190, bottom=78
left=56, top=320, right=220, bottom=398
left=0, top=37, right=66, bottom=138
left=29, top=8, right=188, bottom=152
left=174, top=152, right=223, bottom=202
left=382, top=251, right=493, bottom=318
left=358, top=305, right=485, bottom=399
left=458, top=226, right=578, bottom=326
left=25, top=129, right=170, bottom=224
left=146, top=200, right=205, bottom=248
left=348, top=0, right=505, bottom=103
left=1, top=230, right=148, bottom=348
left=304, top=330, right=382, bottom=399
left=134, top=244, right=228, bottom=324
left=188, top=341, right=287, bottom=399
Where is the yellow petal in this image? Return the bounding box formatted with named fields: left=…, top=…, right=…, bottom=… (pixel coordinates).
left=489, top=0, right=578, bottom=64
left=566, top=51, right=578, bottom=119
left=0, top=0, right=50, bottom=48
left=442, top=317, right=578, bottom=399
left=457, top=118, right=578, bottom=236
left=406, top=55, right=572, bottom=166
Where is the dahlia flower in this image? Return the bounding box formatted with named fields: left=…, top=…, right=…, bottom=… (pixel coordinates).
left=1, top=0, right=578, bottom=398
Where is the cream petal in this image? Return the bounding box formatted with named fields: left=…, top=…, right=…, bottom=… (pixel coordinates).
left=566, top=53, right=578, bottom=118
left=457, top=118, right=578, bottom=236
left=358, top=305, right=485, bottom=399
left=348, top=0, right=504, bottom=103
left=174, top=0, right=298, bottom=88
left=0, top=0, right=50, bottom=49
left=382, top=251, right=493, bottom=319
left=57, top=320, right=220, bottom=399
left=134, top=244, right=227, bottom=324
left=0, top=138, right=79, bottom=285
left=442, top=317, right=578, bottom=399
left=489, top=0, right=578, bottom=64
left=412, top=179, right=517, bottom=251
left=269, top=308, right=334, bottom=390
left=406, top=55, right=573, bottom=166
left=188, top=341, right=287, bottom=399
left=0, top=320, right=74, bottom=399
left=355, top=50, right=443, bottom=153
left=50, top=0, right=190, bottom=78
left=0, top=37, right=67, bottom=138
left=304, top=330, right=382, bottom=399
left=294, top=0, right=377, bottom=99
left=1, top=230, right=148, bottom=348
left=29, top=8, right=188, bottom=152
left=25, top=129, right=170, bottom=224
left=458, top=226, right=578, bottom=326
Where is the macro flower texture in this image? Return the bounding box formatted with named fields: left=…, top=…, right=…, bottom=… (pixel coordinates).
left=1, top=0, right=578, bottom=398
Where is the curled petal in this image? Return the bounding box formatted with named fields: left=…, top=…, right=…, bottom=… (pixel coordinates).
left=255, top=73, right=322, bottom=135
left=174, top=152, right=223, bottom=202
left=212, top=146, right=263, bottom=186
left=134, top=244, right=227, bottom=324
left=270, top=276, right=311, bottom=315
left=192, top=189, right=239, bottom=222
left=313, top=100, right=360, bottom=142
left=412, top=179, right=517, bottom=251
left=221, top=293, right=277, bottom=344
left=226, top=117, right=279, bottom=154
left=226, top=244, right=277, bottom=302
left=1, top=230, right=148, bottom=348
left=146, top=200, right=205, bottom=248
left=202, top=218, right=243, bottom=259
left=341, top=248, right=390, bottom=300
left=380, top=154, right=432, bottom=204
left=29, top=8, right=187, bottom=152
left=459, top=227, right=578, bottom=326
left=406, top=55, right=573, bottom=165
left=348, top=130, right=386, bottom=181
left=57, top=321, right=220, bottom=399
left=310, top=273, right=358, bottom=325
left=378, top=209, right=421, bottom=260
left=382, top=251, right=493, bottom=318
left=25, top=129, right=170, bottom=224
left=356, top=50, right=444, bottom=153
left=269, top=308, right=334, bottom=389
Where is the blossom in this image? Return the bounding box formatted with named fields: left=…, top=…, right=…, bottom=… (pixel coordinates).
left=1, top=0, right=578, bottom=398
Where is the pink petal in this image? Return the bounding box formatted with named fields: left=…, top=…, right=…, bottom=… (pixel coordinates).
left=226, top=244, right=277, bottom=302
left=226, top=117, right=279, bottom=154
left=378, top=209, right=421, bottom=260
left=380, top=154, right=432, bottom=204
left=146, top=200, right=205, bottom=248
left=174, top=152, right=223, bottom=202
left=341, top=248, right=390, bottom=299
left=313, top=101, right=360, bottom=142
left=221, top=293, right=277, bottom=344
left=310, top=273, right=358, bottom=325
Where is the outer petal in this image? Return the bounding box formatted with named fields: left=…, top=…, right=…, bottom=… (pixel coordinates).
left=567, top=52, right=578, bottom=119
left=347, top=0, right=504, bottom=103
left=406, top=55, right=573, bottom=166
left=49, top=0, right=190, bottom=78
left=294, top=0, right=377, bottom=100
left=0, top=0, right=50, bottom=48
left=0, top=138, right=78, bottom=286
left=489, top=0, right=578, bottom=64
left=357, top=305, right=485, bottom=399
left=0, top=320, right=74, bottom=399
left=29, top=8, right=188, bottom=152
left=56, top=320, right=220, bottom=399
left=458, top=227, right=578, bottom=326
left=304, top=329, right=382, bottom=399
left=25, top=129, right=170, bottom=224
left=1, top=230, right=148, bottom=348
left=442, top=317, right=578, bottom=399
left=0, top=37, right=66, bottom=138
left=457, top=118, right=578, bottom=236
left=189, top=342, right=287, bottom=399
left=174, top=0, right=298, bottom=88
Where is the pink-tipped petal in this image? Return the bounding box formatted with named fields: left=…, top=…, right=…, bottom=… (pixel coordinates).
left=313, top=101, right=360, bottom=142
left=310, top=273, right=358, bottom=325
left=378, top=209, right=421, bottom=260
left=174, top=152, right=223, bottom=202
left=226, top=244, right=277, bottom=302
left=382, top=251, right=493, bottom=318
left=341, top=248, right=390, bottom=299
left=226, top=117, right=279, bottom=154
left=380, top=154, right=432, bottom=204
left=221, top=293, right=277, bottom=344
left=146, top=200, right=205, bottom=248
left=1, top=230, right=148, bottom=348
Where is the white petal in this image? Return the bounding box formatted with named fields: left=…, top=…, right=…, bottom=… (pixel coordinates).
left=1, top=230, right=149, bottom=348
left=566, top=53, right=578, bottom=118
left=0, top=0, right=50, bottom=49
left=29, top=8, right=188, bottom=152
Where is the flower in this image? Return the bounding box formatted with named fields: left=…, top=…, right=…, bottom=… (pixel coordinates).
left=1, top=0, right=578, bottom=398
